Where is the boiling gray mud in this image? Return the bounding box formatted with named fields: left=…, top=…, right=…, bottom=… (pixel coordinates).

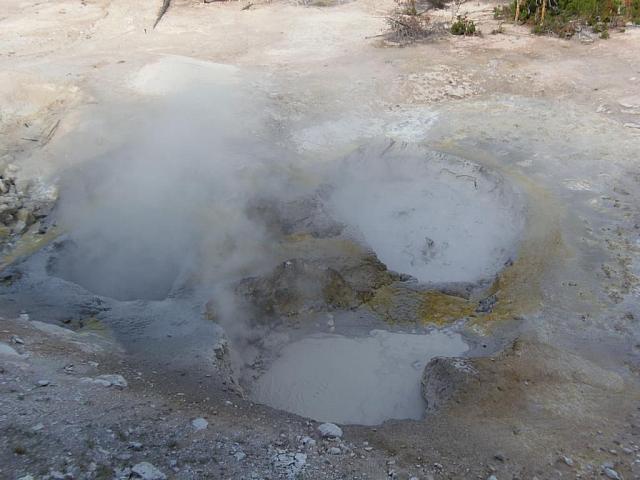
left=0, top=103, right=525, bottom=425
left=251, top=329, right=468, bottom=425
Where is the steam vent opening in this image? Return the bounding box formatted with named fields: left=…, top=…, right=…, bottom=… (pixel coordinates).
left=50, top=240, right=181, bottom=301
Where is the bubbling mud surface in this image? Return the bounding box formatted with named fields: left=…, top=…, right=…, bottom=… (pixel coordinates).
left=251, top=329, right=468, bottom=425
left=329, top=151, right=524, bottom=285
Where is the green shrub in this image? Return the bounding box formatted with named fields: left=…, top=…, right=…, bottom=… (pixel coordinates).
left=629, top=0, right=640, bottom=23
left=502, top=0, right=639, bottom=36
left=451, top=15, right=477, bottom=34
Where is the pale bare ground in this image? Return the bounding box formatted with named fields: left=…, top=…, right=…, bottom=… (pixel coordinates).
left=1, top=1, right=640, bottom=480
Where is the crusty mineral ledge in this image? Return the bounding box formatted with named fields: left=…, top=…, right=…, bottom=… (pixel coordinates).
left=421, top=337, right=626, bottom=424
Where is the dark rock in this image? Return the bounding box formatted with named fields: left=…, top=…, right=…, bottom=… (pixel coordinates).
left=421, top=357, right=479, bottom=413
left=476, top=294, right=497, bottom=314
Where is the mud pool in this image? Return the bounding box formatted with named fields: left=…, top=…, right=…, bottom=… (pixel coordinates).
left=252, top=329, right=468, bottom=425
left=328, top=149, right=524, bottom=284
left=0, top=89, right=528, bottom=426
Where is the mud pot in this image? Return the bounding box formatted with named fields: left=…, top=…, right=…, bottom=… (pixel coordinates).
left=2, top=13, right=640, bottom=476
left=0, top=79, right=527, bottom=426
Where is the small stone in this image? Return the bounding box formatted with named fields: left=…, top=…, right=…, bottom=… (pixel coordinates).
left=191, top=417, right=208, bottom=431
left=82, top=374, right=128, bottom=388
left=0, top=342, right=19, bottom=356
left=17, top=476, right=35, bottom=480
left=37, top=380, right=50, bottom=387
left=318, top=423, right=343, bottom=438
left=301, top=436, right=316, bottom=447
left=603, top=467, right=621, bottom=480
left=410, top=477, right=419, bottom=480
left=31, top=423, right=44, bottom=432
left=487, top=476, right=498, bottom=480
left=328, top=447, right=341, bottom=455
left=624, top=122, right=640, bottom=129
left=131, top=462, right=167, bottom=480
left=94, top=374, right=127, bottom=388
left=561, top=455, right=574, bottom=466
left=89, top=378, right=112, bottom=387
left=49, top=471, right=65, bottom=480
left=494, top=453, right=505, bottom=462
left=129, top=441, right=144, bottom=451
left=234, top=451, right=247, bottom=461
left=11, top=335, right=24, bottom=344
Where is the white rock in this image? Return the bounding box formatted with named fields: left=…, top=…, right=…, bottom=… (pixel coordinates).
left=328, top=447, right=341, bottom=455
left=318, top=423, right=343, bottom=438
left=487, top=476, right=498, bottom=480
left=191, top=417, right=208, bottom=431
left=95, top=374, right=128, bottom=388
left=131, top=462, right=167, bottom=480
left=603, top=467, right=621, bottom=480
left=233, top=451, right=247, bottom=461
left=0, top=341, right=19, bottom=356
left=31, top=423, right=44, bottom=432
left=91, top=378, right=113, bottom=387
left=36, top=380, right=50, bottom=387
left=624, top=122, right=640, bottom=129
left=17, top=476, right=34, bottom=480
left=561, top=455, right=574, bottom=466
left=301, top=436, right=316, bottom=447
